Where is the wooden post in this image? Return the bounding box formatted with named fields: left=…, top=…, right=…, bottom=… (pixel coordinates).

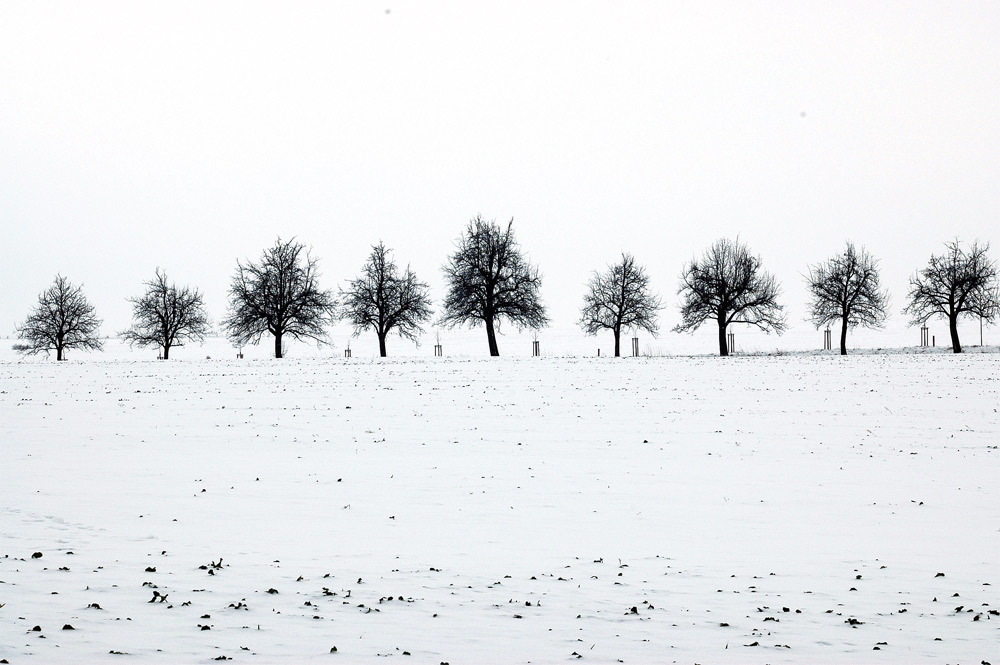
left=434, top=344, right=443, bottom=357
left=532, top=340, right=540, bottom=357
left=597, top=348, right=601, bottom=357
left=631, top=337, right=639, bottom=357
left=920, top=325, right=929, bottom=347
left=823, top=328, right=831, bottom=350
left=344, top=348, right=352, bottom=358
left=727, top=331, right=735, bottom=354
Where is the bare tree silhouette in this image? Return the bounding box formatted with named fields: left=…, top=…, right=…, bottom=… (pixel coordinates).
left=806, top=243, right=889, bottom=355
left=440, top=216, right=548, bottom=356
left=121, top=268, right=211, bottom=359
left=674, top=238, right=785, bottom=356
left=15, top=275, right=103, bottom=361
left=903, top=239, right=999, bottom=353
left=222, top=238, right=337, bottom=358
left=580, top=252, right=662, bottom=356
left=340, top=242, right=432, bottom=357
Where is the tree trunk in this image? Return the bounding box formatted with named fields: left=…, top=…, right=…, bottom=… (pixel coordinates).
left=485, top=317, right=500, bottom=356
left=57, top=345, right=64, bottom=361
left=613, top=328, right=621, bottom=357
left=840, top=318, right=848, bottom=356
left=718, top=321, right=729, bottom=357
left=378, top=333, right=387, bottom=358
left=274, top=331, right=283, bottom=358
left=163, top=344, right=170, bottom=360
left=949, top=314, right=962, bottom=353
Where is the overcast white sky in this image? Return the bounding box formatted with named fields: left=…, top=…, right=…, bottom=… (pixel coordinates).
left=2, top=1, right=998, bottom=349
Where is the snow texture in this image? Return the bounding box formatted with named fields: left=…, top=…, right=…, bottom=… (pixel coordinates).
left=2, top=350, right=998, bottom=663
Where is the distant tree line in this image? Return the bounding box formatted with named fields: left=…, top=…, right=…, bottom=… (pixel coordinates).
left=12, top=220, right=1000, bottom=359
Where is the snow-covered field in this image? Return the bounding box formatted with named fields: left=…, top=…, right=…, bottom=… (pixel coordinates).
left=2, top=351, right=999, bottom=663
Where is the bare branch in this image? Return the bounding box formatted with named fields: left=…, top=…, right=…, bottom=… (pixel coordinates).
left=903, top=239, right=999, bottom=352
left=673, top=238, right=785, bottom=356
left=120, top=268, right=211, bottom=359
left=221, top=238, right=337, bottom=358
left=805, top=243, right=889, bottom=354
left=580, top=252, right=663, bottom=356
left=15, top=275, right=104, bottom=360
left=440, top=216, right=548, bottom=356
left=340, top=242, right=433, bottom=356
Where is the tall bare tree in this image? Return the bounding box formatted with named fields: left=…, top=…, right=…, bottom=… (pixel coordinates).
left=340, top=242, right=432, bottom=357
left=120, top=268, right=211, bottom=359
left=580, top=252, right=663, bottom=357
left=903, top=239, right=999, bottom=353
left=674, top=238, right=786, bottom=356
left=222, top=238, right=337, bottom=358
left=15, top=275, right=104, bottom=361
left=805, top=243, right=889, bottom=355
left=440, top=215, right=548, bottom=356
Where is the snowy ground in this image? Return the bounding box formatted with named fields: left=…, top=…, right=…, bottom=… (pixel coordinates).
left=2, top=351, right=999, bottom=663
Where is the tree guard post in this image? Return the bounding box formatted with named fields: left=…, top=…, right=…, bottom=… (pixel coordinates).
left=727, top=331, right=735, bottom=354
left=823, top=328, right=831, bottom=350
left=532, top=340, right=540, bottom=357
left=631, top=337, right=639, bottom=357
left=920, top=325, right=929, bottom=347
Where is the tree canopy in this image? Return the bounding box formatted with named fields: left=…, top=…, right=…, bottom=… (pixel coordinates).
left=222, top=238, right=337, bottom=358
left=15, top=275, right=104, bottom=361
left=440, top=216, right=548, bottom=356
left=805, top=243, right=889, bottom=355
left=903, top=239, right=999, bottom=353
left=674, top=238, right=785, bottom=356
left=340, top=242, right=432, bottom=357
left=121, top=268, right=211, bottom=359
left=580, top=253, right=662, bottom=356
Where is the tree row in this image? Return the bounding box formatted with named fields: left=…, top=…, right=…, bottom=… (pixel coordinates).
left=14, top=216, right=1000, bottom=360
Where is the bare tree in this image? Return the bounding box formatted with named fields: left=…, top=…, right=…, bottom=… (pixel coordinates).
left=15, top=275, right=104, bottom=360
left=222, top=237, right=337, bottom=358
left=903, top=239, right=999, bottom=353
left=120, top=268, right=211, bottom=359
left=580, top=252, right=663, bottom=357
left=674, top=238, right=786, bottom=356
left=440, top=215, right=548, bottom=356
left=340, top=242, right=432, bottom=357
left=805, top=243, right=889, bottom=355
